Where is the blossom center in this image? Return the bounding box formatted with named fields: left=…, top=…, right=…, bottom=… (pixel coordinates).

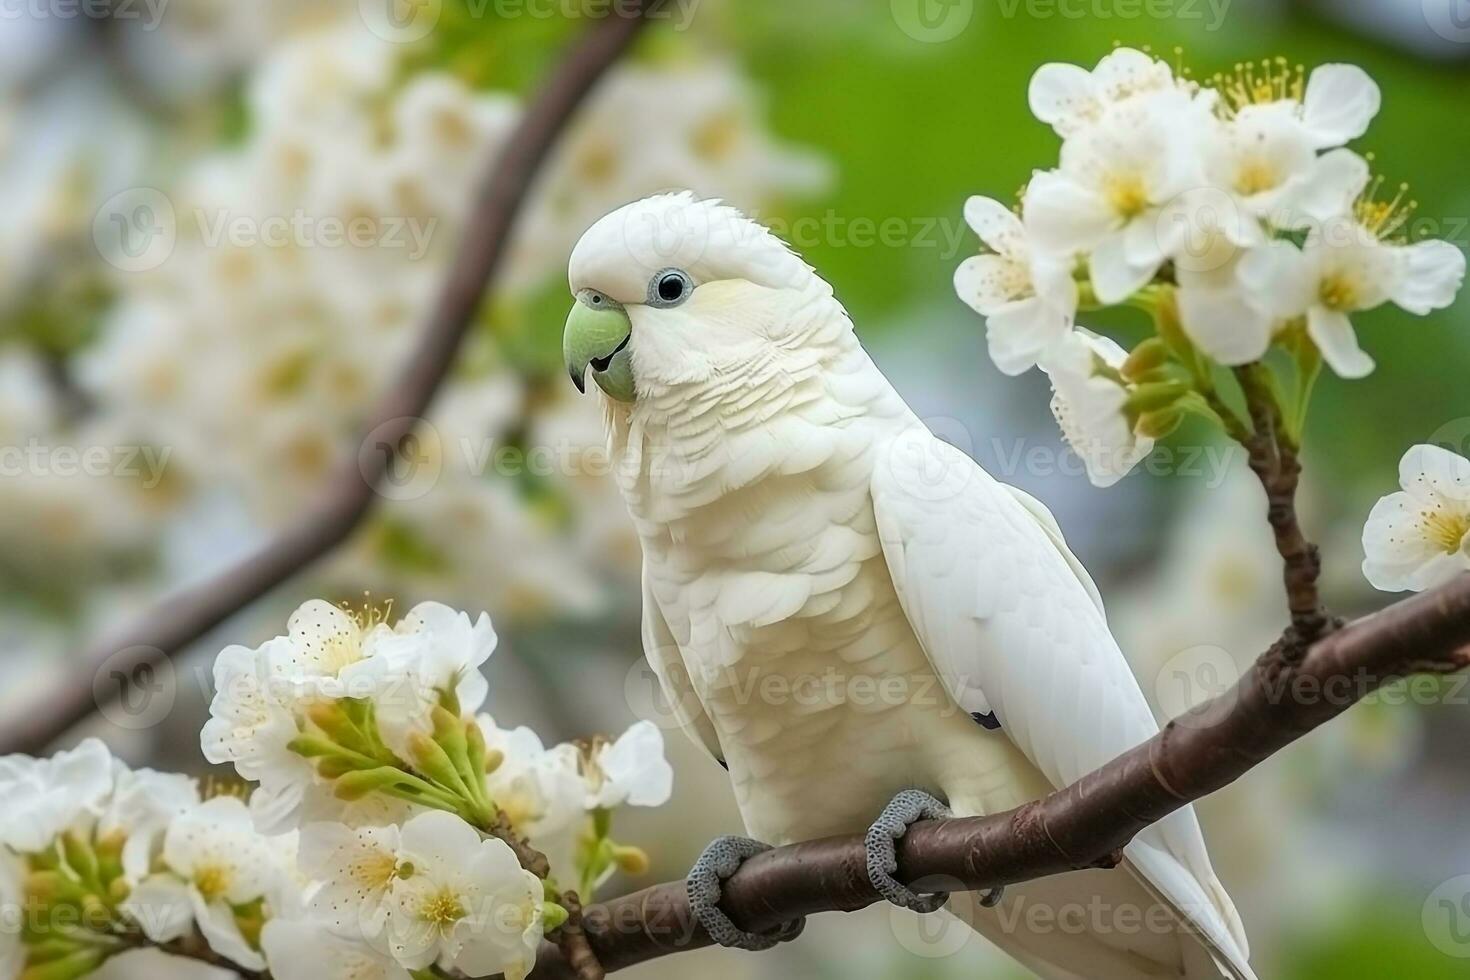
left=1234, top=157, right=1281, bottom=197
left=349, top=850, right=400, bottom=892
left=419, top=886, right=466, bottom=927
left=1103, top=173, right=1151, bottom=220
left=194, top=863, right=234, bottom=902
left=1318, top=273, right=1360, bottom=312
left=1422, top=508, right=1470, bottom=555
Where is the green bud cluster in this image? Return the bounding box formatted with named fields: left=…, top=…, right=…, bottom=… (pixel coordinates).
left=18, top=832, right=134, bottom=980
left=287, top=691, right=498, bottom=830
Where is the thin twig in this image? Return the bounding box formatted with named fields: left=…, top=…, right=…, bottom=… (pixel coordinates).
left=517, top=572, right=1470, bottom=979
left=1234, top=364, right=1331, bottom=646
left=0, top=0, right=661, bottom=757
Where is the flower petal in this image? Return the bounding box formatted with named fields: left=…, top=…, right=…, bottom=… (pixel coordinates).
left=1390, top=239, right=1466, bottom=316
left=1302, top=64, right=1381, bottom=148
left=1306, top=307, right=1375, bottom=379
left=954, top=255, right=1021, bottom=315
left=1177, top=285, right=1273, bottom=366
left=1023, top=170, right=1114, bottom=255
left=1399, top=443, right=1470, bottom=508
left=398, top=810, right=484, bottom=876
left=1238, top=241, right=1313, bottom=317
left=962, top=196, right=1025, bottom=255
left=1028, top=63, right=1095, bottom=134
left=1275, top=148, right=1370, bottom=228
left=1090, top=47, right=1171, bottom=102
left=986, top=298, right=1072, bottom=376
left=120, top=876, right=195, bottom=943
left=1089, top=232, right=1156, bottom=304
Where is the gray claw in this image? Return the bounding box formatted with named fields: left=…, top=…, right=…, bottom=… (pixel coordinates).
left=686, top=836, right=805, bottom=951
left=979, top=886, right=1005, bottom=908
left=865, top=789, right=952, bottom=914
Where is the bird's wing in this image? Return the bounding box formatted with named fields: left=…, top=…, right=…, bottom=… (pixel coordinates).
left=641, top=563, right=725, bottom=768
left=870, top=426, right=1252, bottom=975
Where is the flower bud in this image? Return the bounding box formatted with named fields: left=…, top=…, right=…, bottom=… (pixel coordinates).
left=542, top=901, right=569, bottom=933
left=1126, top=381, right=1189, bottom=414
left=20, top=947, right=106, bottom=980
left=611, top=845, right=651, bottom=876
left=1137, top=408, right=1185, bottom=440
left=1122, top=338, right=1171, bottom=381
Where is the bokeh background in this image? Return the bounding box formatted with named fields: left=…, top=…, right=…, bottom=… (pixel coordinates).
left=3, top=0, right=1470, bottom=977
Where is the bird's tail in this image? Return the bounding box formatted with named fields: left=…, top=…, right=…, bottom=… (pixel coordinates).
left=944, top=865, right=1256, bottom=980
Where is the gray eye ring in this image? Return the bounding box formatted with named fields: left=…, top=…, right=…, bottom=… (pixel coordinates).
left=648, top=267, right=693, bottom=308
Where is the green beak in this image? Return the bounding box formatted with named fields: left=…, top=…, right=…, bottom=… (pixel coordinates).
left=563, top=290, right=635, bottom=403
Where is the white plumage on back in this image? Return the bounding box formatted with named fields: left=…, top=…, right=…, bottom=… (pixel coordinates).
left=572, top=193, right=1255, bottom=980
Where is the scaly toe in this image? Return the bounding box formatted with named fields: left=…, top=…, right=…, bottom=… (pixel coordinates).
left=686, top=835, right=805, bottom=951
left=865, top=789, right=952, bottom=914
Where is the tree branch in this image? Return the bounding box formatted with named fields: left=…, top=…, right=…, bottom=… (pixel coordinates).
left=1234, top=364, right=1331, bottom=645
left=521, top=572, right=1470, bottom=979
left=0, top=1, right=661, bottom=757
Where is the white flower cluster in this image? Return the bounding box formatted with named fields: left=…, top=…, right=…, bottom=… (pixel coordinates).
left=0, top=600, right=672, bottom=980
left=955, top=47, right=1466, bottom=486
left=75, top=24, right=827, bottom=619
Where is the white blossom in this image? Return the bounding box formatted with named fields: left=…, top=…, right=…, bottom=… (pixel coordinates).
left=1027, top=47, right=1178, bottom=139
left=202, top=598, right=497, bottom=832
left=297, top=822, right=402, bottom=941
left=1362, top=444, right=1470, bottom=592
left=368, top=602, right=498, bottom=759
left=384, top=811, right=544, bottom=980
left=100, top=765, right=202, bottom=884
left=1024, top=86, right=1213, bottom=304
left=954, top=196, right=1078, bottom=375
left=1240, top=230, right=1466, bottom=378
left=262, top=919, right=410, bottom=980
left=580, top=721, right=674, bottom=811
left=477, top=719, right=586, bottom=879
left=124, top=796, right=291, bottom=971
left=0, top=737, right=113, bottom=853
left=1042, top=331, right=1155, bottom=488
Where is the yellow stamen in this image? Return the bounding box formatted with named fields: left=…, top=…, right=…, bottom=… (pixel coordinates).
left=1234, top=157, right=1281, bottom=196
left=1422, top=508, right=1470, bottom=555
left=349, top=850, right=400, bottom=892
left=419, top=887, right=466, bottom=927
left=1355, top=169, right=1418, bottom=243
left=1212, top=57, right=1304, bottom=115
left=1318, top=273, right=1359, bottom=312
left=1103, top=173, right=1151, bottom=220
left=195, top=864, right=233, bottom=902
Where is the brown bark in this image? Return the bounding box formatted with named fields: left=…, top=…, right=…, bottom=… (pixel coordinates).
left=1234, top=365, right=1330, bottom=645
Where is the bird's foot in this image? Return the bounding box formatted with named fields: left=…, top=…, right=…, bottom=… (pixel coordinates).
left=865, top=789, right=953, bottom=913
left=685, top=836, right=806, bottom=951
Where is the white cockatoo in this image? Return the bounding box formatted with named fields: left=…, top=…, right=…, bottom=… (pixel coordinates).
left=562, top=192, right=1255, bottom=980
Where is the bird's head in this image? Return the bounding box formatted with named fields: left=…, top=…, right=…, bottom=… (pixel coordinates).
left=562, top=191, right=826, bottom=402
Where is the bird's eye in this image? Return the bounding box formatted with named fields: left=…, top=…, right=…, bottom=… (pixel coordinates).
left=648, top=268, right=693, bottom=308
